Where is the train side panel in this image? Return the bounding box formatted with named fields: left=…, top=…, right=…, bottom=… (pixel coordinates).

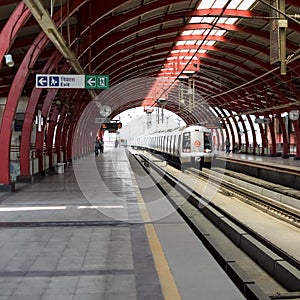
left=131, top=125, right=214, bottom=168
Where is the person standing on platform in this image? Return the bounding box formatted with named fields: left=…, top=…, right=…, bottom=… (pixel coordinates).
left=199, top=157, right=203, bottom=171
left=95, top=138, right=100, bottom=156
left=233, top=142, right=239, bottom=153
left=225, top=137, right=230, bottom=153
left=99, top=138, right=104, bottom=153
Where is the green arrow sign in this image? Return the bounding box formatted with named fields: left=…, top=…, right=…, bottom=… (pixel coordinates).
left=85, top=75, right=109, bottom=89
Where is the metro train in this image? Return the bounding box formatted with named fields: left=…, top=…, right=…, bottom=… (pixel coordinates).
left=132, top=125, right=214, bottom=168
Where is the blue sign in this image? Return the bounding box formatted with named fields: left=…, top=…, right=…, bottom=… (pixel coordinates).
left=49, top=76, right=60, bottom=87
left=36, top=75, right=48, bottom=87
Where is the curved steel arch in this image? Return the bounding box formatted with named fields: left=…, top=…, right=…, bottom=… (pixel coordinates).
left=1, top=0, right=300, bottom=187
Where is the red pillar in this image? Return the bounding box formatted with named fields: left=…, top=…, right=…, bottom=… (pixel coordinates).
left=278, top=114, right=289, bottom=158
left=0, top=4, right=31, bottom=189
left=268, top=116, right=277, bottom=156
left=20, top=52, right=59, bottom=179
left=292, top=120, right=300, bottom=159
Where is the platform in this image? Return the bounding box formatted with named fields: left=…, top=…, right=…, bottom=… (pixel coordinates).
left=0, top=147, right=245, bottom=300
left=215, top=151, right=300, bottom=170
left=214, top=151, right=300, bottom=190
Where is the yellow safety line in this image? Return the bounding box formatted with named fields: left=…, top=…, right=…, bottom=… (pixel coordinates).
left=134, top=186, right=182, bottom=300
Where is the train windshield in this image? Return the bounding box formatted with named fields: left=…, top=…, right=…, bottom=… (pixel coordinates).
left=204, top=132, right=212, bottom=150
left=182, top=132, right=191, bottom=152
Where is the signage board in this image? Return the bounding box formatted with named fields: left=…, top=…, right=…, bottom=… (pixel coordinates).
left=36, top=74, right=109, bottom=89
left=36, top=74, right=85, bottom=88
left=95, top=117, right=109, bottom=124
left=85, top=75, right=109, bottom=89
left=255, top=118, right=270, bottom=124
left=101, top=123, right=122, bottom=130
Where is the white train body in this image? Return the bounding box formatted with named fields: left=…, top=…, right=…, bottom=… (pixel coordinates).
left=133, top=125, right=214, bottom=167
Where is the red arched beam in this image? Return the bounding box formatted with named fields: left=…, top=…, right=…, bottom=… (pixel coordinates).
left=35, top=89, right=58, bottom=172
left=20, top=52, right=60, bottom=177
left=0, top=32, right=49, bottom=184
left=0, top=3, right=31, bottom=66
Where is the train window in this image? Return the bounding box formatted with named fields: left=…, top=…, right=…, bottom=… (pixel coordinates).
left=182, top=132, right=191, bottom=152
left=204, top=132, right=212, bottom=150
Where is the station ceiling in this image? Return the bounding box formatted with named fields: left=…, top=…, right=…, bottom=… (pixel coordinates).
left=1, top=0, right=300, bottom=125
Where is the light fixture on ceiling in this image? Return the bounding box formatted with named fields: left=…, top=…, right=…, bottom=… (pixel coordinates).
left=4, top=54, right=14, bottom=67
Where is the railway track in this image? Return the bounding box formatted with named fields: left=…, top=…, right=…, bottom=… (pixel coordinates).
left=187, top=167, right=300, bottom=228
left=130, top=149, right=300, bottom=300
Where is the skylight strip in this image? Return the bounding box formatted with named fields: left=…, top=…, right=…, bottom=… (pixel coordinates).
left=225, top=18, right=238, bottom=25
left=212, top=0, right=228, bottom=8
left=210, top=29, right=218, bottom=35
left=206, top=41, right=216, bottom=46
left=198, top=0, right=215, bottom=9
left=182, top=30, right=193, bottom=35
left=202, top=17, right=215, bottom=23
left=238, top=0, right=256, bottom=10
left=227, top=0, right=243, bottom=9
left=218, top=17, right=227, bottom=24
left=190, top=17, right=203, bottom=23
left=215, top=30, right=226, bottom=36
left=158, top=0, right=256, bottom=81
left=193, top=29, right=205, bottom=35
left=186, top=40, right=197, bottom=45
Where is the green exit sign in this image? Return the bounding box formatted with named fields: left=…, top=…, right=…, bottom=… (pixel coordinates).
left=85, top=75, right=109, bottom=89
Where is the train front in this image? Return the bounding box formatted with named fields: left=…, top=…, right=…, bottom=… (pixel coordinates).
left=180, top=126, right=214, bottom=168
